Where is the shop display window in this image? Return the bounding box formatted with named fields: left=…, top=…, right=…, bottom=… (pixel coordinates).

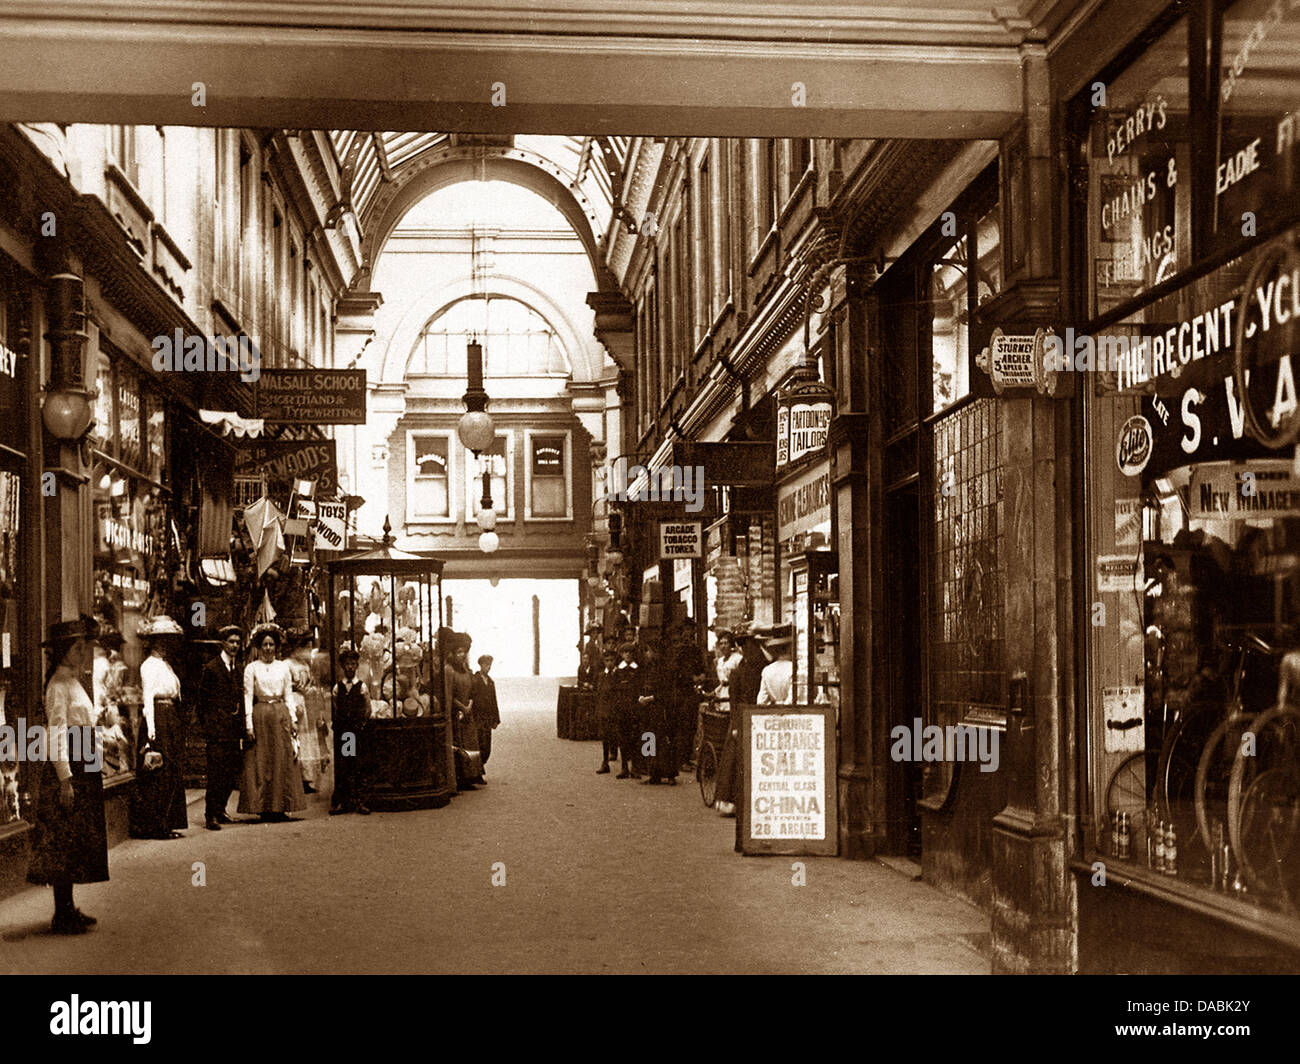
left=1211, top=0, right=1300, bottom=257
left=1085, top=235, right=1300, bottom=913
left=116, top=361, right=143, bottom=472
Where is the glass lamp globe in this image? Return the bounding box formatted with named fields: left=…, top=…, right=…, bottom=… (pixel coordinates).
left=476, top=506, right=497, bottom=532
left=457, top=411, right=496, bottom=453
left=42, top=390, right=92, bottom=440
left=478, top=531, right=500, bottom=553
left=605, top=549, right=624, bottom=567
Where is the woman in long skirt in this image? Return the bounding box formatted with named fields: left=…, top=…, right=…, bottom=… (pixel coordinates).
left=28, top=615, right=109, bottom=933
left=238, top=624, right=305, bottom=821
left=287, top=636, right=322, bottom=792
left=130, top=616, right=189, bottom=839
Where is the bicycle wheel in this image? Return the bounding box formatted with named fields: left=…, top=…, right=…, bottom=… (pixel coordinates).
left=1195, top=713, right=1255, bottom=861
left=1228, top=705, right=1300, bottom=906
left=697, top=741, right=718, bottom=808
left=1104, top=752, right=1147, bottom=853
left=1158, top=712, right=1208, bottom=825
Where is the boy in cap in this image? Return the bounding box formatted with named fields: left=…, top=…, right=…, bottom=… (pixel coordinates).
left=331, top=646, right=371, bottom=815
left=611, top=642, right=642, bottom=779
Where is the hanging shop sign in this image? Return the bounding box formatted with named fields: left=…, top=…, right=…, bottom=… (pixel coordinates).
left=775, top=372, right=834, bottom=471
left=234, top=440, right=338, bottom=497
left=738, top=703, right=838, bottom=856
left=777, top=464, right=832, bottom=545
left=255, top=369, right=367, bottom=425
left=659, top=521, right=702, bottom=559
left=313, top=499, right=347, bottom=551
left=1189, top=460, right=1300, bottom=520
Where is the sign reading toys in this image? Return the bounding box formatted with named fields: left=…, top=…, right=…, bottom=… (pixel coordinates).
left=256, top=370, right=367, bottom=425
left=658, top=521, right=702, bottom=559
left=738, top=704, right=838, bottom=856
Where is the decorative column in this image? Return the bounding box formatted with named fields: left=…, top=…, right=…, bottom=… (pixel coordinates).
left=987, top=41, right=1073, bottom=975
left=826, top=260, right=883, bottom=858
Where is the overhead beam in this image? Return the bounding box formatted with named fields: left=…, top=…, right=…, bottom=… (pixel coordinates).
left=0, top=21, right=1025, bottom=138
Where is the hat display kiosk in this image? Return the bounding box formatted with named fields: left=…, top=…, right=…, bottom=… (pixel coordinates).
left=325, top=524, right=452, bottom=809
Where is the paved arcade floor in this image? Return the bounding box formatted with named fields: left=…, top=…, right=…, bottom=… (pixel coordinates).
left=0, top=677, right=990, bottom=974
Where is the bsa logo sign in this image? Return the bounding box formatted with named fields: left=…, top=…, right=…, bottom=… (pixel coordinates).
left=1117, top=414, right=1154, bottom=476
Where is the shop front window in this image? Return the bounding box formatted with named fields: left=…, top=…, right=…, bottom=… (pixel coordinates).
left=1085, top=13, right=1192, bottom=318
left=1081, top=0, right=1300, bottom=918
left=1086, top=244, right=1300, bottom=911
left=1211, top=0, right=1300, bottom=256
left=467, top=434, right=510, bottom=521
left=409, top=434, right=450, bottom=519
left=92, top=461, right=167, bottom=777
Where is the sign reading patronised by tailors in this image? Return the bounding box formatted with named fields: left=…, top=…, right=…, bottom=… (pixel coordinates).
left=739, top=703, right=838, bottom=856
left=255, top=369, right=367, bottom=425
left=658, top=521, right=702, bottom=559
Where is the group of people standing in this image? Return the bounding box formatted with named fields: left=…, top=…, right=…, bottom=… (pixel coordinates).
left=442, top=630, right=501, bottom=789
left=587, top=620, right=795, bottom=814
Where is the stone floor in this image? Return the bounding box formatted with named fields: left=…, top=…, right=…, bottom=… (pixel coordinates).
left=0, top=677, right=990, bottom=974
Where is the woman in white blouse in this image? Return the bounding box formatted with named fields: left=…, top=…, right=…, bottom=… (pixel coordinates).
left=238, top=624, right=305, bottom=821
left=27, top=616, right=109, bottom=933
left=129, top=616, right=188, bottom=840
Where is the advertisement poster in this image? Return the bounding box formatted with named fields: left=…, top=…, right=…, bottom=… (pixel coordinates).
left=1096, top=553, right=1142, bottom=594
left=738, top=704, right=838, bottom=856
left=1103, top=684, right=1145, bottom=753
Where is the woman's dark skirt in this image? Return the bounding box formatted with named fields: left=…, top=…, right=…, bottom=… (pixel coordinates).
left=130, top=696, right=188, bottom=836
left=26, top=759, right=110, bottom=886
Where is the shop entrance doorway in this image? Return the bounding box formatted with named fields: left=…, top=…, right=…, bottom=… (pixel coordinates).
left=885, top=482, right=924, bottom=857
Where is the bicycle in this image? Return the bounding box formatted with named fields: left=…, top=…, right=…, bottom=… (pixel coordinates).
left=1227, top=699, right=1300, bottom=910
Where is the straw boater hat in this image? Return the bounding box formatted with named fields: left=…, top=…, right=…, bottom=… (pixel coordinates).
left=218, top=625, right=244, bottom=642
left=762, top=623, right=794, bottom=648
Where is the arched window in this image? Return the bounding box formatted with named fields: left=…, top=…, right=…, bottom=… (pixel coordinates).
left=408, top=296, right=570, bottom=378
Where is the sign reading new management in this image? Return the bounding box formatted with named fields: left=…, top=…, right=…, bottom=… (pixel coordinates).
left=256, top=370, right=367, bottom=425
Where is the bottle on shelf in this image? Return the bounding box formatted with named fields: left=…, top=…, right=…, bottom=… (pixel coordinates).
left=1118, top=812, right=1131, bottom=860
left=1164, top=822, right=1177, bottom=877
left=1154, top=819, right=1166, bottom=872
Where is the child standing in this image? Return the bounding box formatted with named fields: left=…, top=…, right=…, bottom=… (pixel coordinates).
left=330, top=647, right=371, bottom=816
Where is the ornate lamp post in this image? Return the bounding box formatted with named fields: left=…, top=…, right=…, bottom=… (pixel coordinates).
left=456, top=338, right=498, bottom=553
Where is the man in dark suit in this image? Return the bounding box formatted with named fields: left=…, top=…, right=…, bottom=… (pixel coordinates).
left=197, top=626, right=246, bottom=830
left=331, top=645, right=371, bottom=815
left=470, top=654, right=501, bottom=773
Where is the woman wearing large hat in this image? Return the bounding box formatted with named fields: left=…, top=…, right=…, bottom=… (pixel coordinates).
left=238, top=623, right=305, bottom=820
left=27, top=615, right=109, bottom=933
left=130, top=615, right=189, bottom=839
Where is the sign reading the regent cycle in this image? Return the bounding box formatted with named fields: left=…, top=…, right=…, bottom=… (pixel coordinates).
left=255, top=370, right=367, bottom=425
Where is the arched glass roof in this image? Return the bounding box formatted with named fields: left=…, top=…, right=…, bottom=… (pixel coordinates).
left=327, top=132, right=630, bottom=240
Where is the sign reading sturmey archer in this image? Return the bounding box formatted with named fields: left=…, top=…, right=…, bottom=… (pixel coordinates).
left=255, top=370, right=367, bottom=425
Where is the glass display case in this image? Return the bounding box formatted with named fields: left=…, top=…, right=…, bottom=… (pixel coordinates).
left=325, top=529, right=452, bottom=810
left=787, top=549, right=839, bottom=707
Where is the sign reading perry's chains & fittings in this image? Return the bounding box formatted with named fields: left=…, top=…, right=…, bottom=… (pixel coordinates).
left=255, top=369, right=367, bottom=425
left=738, top=704, right=837, bottom=856
left=658, top=521, right=702, bottom=559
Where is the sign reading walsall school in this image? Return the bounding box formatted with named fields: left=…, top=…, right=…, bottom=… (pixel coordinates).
left=256, top=370, right=367, bottom=425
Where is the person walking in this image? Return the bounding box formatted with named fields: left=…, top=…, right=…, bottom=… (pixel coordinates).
left=594, top=647, right=619, bottom=774
left=27, top=616, right=108, bottom=934
left=444, top=633, right=481, bottom=788
left=238, top=624, right=305, bottom=822
left=668, top=621, right=706, bottom=775
left=130, top=616, right=189, bottom=840
left=756, top=624, right=795, bottom=705
left=637, top=638, right=676, bottom=785
left=611, top=642, right=642, bottom=779
left=197, top=625, right=246, bottom=830
left=330, top=645, right=370, bottom=815
left=713, top=624, right=769, bottom=818
left=470, top=654, right=500, bottom=774
left=286, top=634, right=323, bottom=793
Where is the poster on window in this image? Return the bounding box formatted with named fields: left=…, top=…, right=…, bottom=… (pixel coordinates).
left=531, top=436, right=564, bottom=476
left=738, top=704, right=838, bottom=856
left=1103, top=685, right=1145, bottom=753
